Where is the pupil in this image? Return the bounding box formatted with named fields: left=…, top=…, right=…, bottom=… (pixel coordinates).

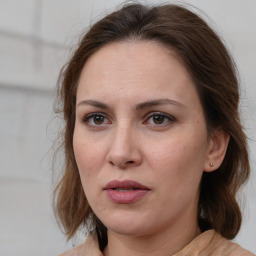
left=94, top=115, right=104, bottom=124
left=153, top=115, right=164, bottom=124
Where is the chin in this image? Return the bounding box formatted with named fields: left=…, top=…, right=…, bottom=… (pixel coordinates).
left=108, top=223, right=148, bottom=237
left=100, top=212, right=154, bottom=237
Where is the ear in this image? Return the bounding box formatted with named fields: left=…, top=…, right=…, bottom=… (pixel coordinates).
left=204, top=129, right=230, bottom=172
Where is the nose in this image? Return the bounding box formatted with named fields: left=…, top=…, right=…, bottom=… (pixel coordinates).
left=106, top=123, right=142, bottom=169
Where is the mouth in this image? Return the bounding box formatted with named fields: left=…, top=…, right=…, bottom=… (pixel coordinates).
left=104, top=180, right=150, bottom=204
left=104, top=179, right=150, bottom=191
left=111, top=188, right=139, bottom=191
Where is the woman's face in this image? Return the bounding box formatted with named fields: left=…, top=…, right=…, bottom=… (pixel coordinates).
left=73, top=41, right=213, bottom=237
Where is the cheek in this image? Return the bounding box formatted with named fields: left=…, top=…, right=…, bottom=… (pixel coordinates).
left=73, top=135, right=102, bottom=201
left=73, top=134, right=101, bottom=188
left=73, top=127, right=105, bottom=168
left=145, top=131, right=208, bottom=181
left=150, top=137, right=206, bottom=205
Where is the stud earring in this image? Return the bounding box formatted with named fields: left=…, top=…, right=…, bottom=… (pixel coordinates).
left=209, top=162, right=214, bottom=167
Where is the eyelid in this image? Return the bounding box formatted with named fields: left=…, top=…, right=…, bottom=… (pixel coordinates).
left=143, top=111, right=176, bottom=125
left=80, top=111, right=175, bottom=127
left=81, top=112, right=112, bottom=126
left=144, top=111, right=175, bottom=120
left=82, top=112, right=106, bottom=120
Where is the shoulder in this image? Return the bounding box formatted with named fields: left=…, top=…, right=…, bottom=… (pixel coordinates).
left=207, top=232, right=255, bottom=256
left=174, top=230, right=255, bottom=256
left=58, top=243, right=86, bottom=256
left=58, top=231, right=103, bottom=256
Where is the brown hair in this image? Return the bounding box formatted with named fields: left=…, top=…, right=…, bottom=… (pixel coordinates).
left=53, top=2, right=250, bottom=248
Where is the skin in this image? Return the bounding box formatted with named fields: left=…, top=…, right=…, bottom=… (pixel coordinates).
left=73, top=41, right=229, bottom=256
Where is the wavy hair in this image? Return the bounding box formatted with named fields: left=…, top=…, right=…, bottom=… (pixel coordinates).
left=53, top=3, right=250, bottom=249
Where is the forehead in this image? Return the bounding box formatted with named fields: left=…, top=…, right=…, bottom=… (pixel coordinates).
left=77, top=40, right=198, bottom=106
left=80, top=40, right=187, bottom=80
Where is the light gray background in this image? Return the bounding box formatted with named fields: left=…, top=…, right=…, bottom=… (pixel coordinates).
left=0, top=0, right=255, bottom=255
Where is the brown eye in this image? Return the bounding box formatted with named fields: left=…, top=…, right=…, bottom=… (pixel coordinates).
left=144, top=112, right=175, bottom=126
left=83, top=113, right=110, bottom=127
left=153, top=115, right=165, bottom=124
left=93, top=115, right=105, bottom=125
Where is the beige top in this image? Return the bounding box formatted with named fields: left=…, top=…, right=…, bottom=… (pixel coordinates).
left=59, top=230, right=255, bottom=256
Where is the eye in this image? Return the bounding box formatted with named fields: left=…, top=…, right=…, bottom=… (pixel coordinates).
left=144, top=112, right=175, bottom=126
left=82, top=113, right=111, bottom=127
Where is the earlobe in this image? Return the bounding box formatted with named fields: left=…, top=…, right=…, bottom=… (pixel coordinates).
left=204, top=130, right=230, bottom=172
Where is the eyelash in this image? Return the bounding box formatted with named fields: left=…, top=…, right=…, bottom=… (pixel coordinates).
left=82, top=112, right=111, bottom=127
left=81, top=112, right=175, bottom=128
left=144, top=112, right=175, bottom=126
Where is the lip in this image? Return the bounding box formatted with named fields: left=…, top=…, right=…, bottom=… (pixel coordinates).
left=104, top=180, right=150, bottom=204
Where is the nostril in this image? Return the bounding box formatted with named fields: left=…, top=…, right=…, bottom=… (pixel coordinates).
left=126, top=160, right=135, bottom=165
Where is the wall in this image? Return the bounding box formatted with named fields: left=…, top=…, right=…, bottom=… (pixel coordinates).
left=0, top=0, right=255, bottom=255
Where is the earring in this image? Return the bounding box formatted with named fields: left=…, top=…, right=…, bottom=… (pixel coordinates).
left=209, top=162, right=214, bottom=167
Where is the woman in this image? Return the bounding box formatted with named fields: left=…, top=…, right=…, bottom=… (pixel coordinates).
left=54, top=3, right=254, bottom=255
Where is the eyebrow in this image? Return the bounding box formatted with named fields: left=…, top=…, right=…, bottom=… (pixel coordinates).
left=77, top=100, right=109, bottom=109
left=77, top=99, right=184, bottom=110
left=135, top=99, right=185, bottom=110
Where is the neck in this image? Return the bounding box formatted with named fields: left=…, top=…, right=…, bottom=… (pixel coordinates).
left=103, top=218, right=201, bottom=256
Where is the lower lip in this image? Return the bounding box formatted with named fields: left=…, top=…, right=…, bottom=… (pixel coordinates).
left=105, top=189, right=149, bottom=204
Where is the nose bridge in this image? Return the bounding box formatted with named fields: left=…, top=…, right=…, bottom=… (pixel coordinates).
left=111, top=120, right=134, bottom=157
left=107, top=119, right=141, bottom=168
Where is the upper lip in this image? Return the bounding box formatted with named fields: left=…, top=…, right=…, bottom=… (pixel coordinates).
left=104, top=180, right=150, bottom=190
